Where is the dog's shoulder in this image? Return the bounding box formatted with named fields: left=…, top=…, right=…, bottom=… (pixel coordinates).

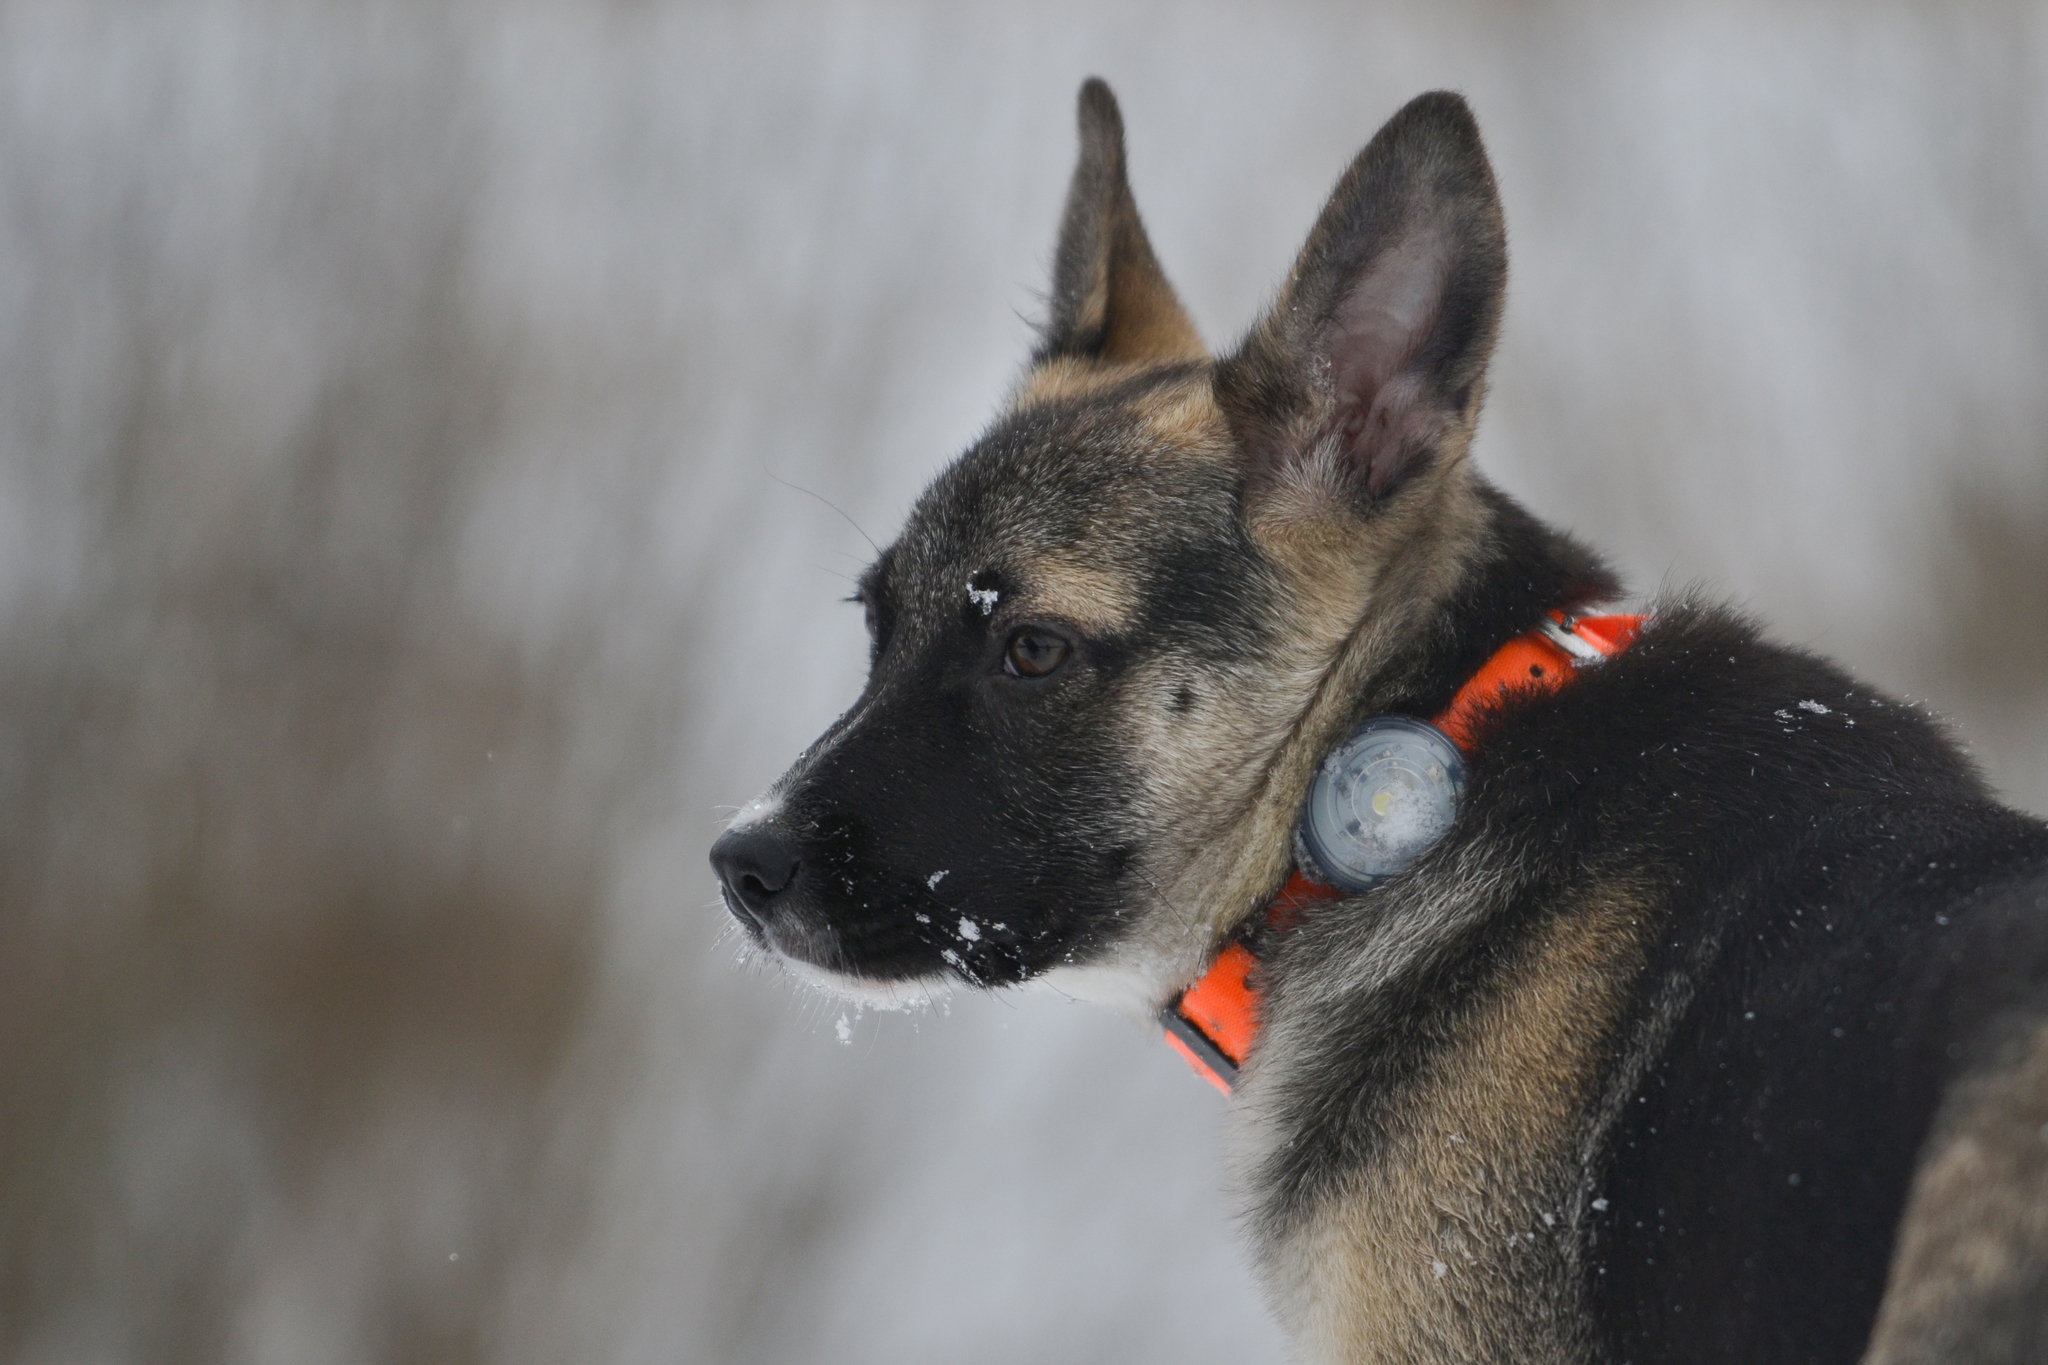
left=1529, top=604, right=2048, bottom=1361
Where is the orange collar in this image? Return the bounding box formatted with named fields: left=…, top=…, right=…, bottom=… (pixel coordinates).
left=1161, top=610, right=1645, bottom=1094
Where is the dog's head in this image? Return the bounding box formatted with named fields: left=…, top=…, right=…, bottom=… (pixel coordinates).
left=713, top=82, right=1539, bottom=1014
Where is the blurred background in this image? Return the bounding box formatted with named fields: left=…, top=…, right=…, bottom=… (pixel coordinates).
left=0, top=2, right=2042, bottom=1361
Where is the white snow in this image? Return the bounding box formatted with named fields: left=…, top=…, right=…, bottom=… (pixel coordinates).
left=927, top=870, right=949, bottom=889
left=1431, top=1260, right=1448, bottom=1279
left=1797, top=699, right=1831, bottom=715
left=957, top=917, right=981, bottom=942
left=835, top=1013, right=852, bottom=1045
left=1591, top=1198, right=1610, bottom=1212
left=966, top=580, right=999, bottom=615
left=726, top=789, right=783, bottom=831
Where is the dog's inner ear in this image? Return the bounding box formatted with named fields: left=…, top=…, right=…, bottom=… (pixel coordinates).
left=1325, top=228, right=1454, bottom=495
left=1218, top=91, right=1507, bottom=511
left=1035, top=78, right=1204, bottom=367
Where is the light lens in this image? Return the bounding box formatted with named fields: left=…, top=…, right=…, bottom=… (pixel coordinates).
left=1295, top=715, right=1466, bottom=891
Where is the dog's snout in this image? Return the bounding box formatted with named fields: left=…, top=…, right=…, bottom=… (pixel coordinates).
left=710, top=824, right=801, bottom=929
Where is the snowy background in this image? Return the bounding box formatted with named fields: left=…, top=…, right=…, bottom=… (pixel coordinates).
left=1, top=2, right=2043, bottom=1362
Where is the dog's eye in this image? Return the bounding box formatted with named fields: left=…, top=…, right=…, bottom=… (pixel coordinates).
left=1004, top=630, right=1070, bottom=679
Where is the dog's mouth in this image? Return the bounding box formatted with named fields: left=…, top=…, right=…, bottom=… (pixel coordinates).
left=710, top=819, right=1041, bottom=990
left=718, top=884, right=999, bottom=1008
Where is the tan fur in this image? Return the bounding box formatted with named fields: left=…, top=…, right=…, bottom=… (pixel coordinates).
left=1008, top=351, right=1212, bottom=414
left=1263, top=888, right=1650, bottom=1364
left=1022, top=560, right=1140, bottom=635
left=1134, top=375, right=1231, bottom=454
left=1073, top=412, right=1493, bottom=1012
left=1010, top=356, right=1151, bottom=411
left=1863, top=1017, right=2048, bottom=1364
left=1092, top=262, right=1206, bottom=364
left=1004, top=378, right=1228, bottom=643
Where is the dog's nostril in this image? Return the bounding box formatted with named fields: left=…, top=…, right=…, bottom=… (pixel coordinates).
left=709, top=825, right=801, bottom=929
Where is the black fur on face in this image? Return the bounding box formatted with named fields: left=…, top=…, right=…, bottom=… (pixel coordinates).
left=720, top=378, right=1286, bottom=986
left=723, top=383, right=1280, bottom=989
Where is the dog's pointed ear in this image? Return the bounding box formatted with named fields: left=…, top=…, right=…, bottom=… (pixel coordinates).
left=1217, top=92, right=1505, bottom=512
left=1035, top=79, right=1205, bottom=366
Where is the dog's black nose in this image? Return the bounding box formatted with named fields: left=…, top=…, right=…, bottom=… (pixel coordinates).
left=710, top=824, right=801, bottom=930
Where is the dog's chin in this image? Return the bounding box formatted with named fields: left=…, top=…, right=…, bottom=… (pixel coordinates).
left=736, top=907, right=953, bottom=1011
left=777, top=941, right=1156, bottom=1018
left=772, top=953, right=955, bottom=1013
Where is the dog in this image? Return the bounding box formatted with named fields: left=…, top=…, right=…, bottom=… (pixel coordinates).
left=711, top=79, right=2048, bottom=1363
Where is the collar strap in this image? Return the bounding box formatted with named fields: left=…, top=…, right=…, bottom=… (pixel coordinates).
left=1160, top=610, right=1646, bottom=1094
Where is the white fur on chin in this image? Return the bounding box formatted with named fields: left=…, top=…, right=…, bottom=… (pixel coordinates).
left=775, top=955, right=955, bottom=1014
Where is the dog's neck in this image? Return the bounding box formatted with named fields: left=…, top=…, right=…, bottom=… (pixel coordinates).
left=1164, top=599, right=1645, bottom=1092
left=1037, top=473, right=1619, bottom=1020
left=1351, top=480, right=1625, bottom=721
left=1077, top=473, right=1619, bottom=1015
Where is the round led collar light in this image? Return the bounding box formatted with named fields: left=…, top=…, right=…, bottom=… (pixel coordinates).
left=1294, top=715, right=1466, bottom=892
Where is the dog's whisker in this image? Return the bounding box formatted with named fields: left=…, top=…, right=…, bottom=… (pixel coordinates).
left=769, top=473, right=879, bottom=557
